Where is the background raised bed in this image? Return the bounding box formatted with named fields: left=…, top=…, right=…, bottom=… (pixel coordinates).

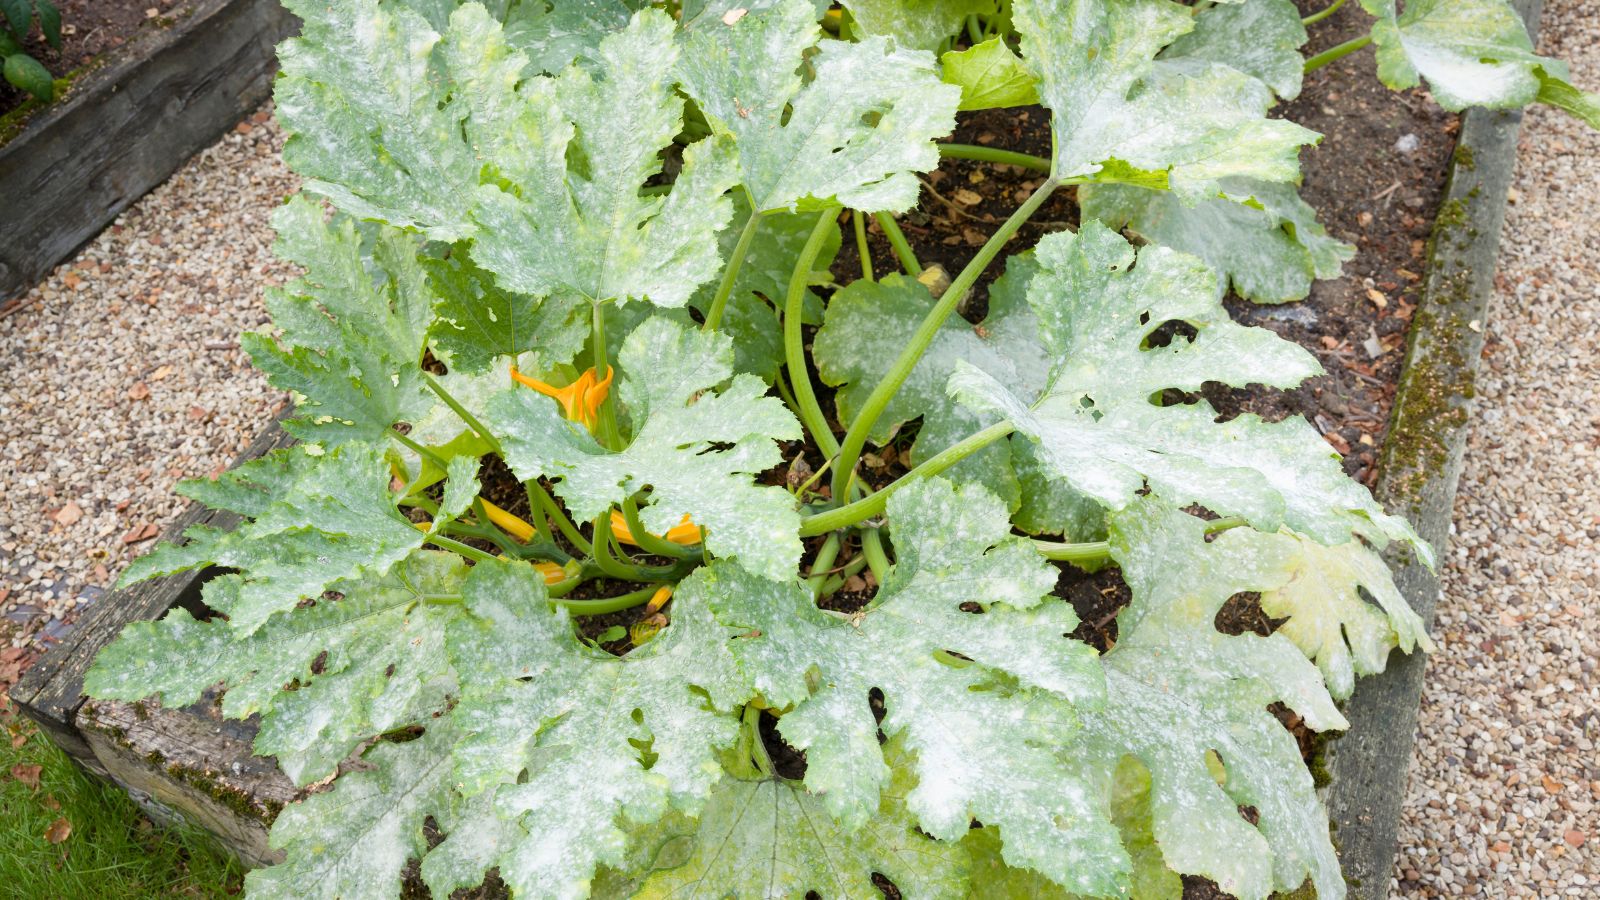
left=0, top=0, right=294, bottom=302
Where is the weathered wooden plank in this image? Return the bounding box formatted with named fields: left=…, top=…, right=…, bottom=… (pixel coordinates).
left=1321, top=2, right=1542, bottom=895
left=0, top=0, right=297, bottom=301
left=78, top=696, right=294, bottom=867
left=8, top=418, right=295, bottom=773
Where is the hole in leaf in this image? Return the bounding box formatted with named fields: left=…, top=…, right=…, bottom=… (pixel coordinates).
left=758, top=710, right=807, bottom=779
left=1214, top=591, right=1284, bottom=637
left=310, top=650, right=329, bottom=676
left=871, top=873, right=903, bottom=898
left=1142, top=319, right=1198, bottom=350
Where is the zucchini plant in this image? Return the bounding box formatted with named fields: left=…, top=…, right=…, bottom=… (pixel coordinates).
left=85, top=0, right=1595, bottom=897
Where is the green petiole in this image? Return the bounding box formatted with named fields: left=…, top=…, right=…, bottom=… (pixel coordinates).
left=852, top=210, right=874, bottom=282
left=801, top=421, right=1016, bottom=536
left=1301, top=0, right=1348, bottom=26
left=702, top=210, right=763, bottom=332
left=873, top=211, right=922, bottom=276
left=831, top=179, right=1057, bottom=503
left=1303, top=34, right=1372, bottom=74
left=938, top=143, right=1052, bottom=173
left=784, top=207, right=847, bottom=458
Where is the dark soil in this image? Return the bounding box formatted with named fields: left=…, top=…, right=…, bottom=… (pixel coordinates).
left=0, top=0, right=190, bottom=119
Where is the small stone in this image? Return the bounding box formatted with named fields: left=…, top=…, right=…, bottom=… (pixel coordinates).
left=52, top=502, right=83, bottom=526
left=1564, top=830, right=1586, bottom=848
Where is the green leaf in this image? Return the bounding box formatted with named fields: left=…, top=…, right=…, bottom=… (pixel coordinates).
left=435, top=454, right=482, bottom=529
left=687, top=196, right=841, bottom=381
left=2, top=52, right=51, bottom=101
left=466, top=7, right=740, bottom=307
left=248, top=195, right=434, bottom=444
left=1162, top=0, right=1307, bottom=100
left=245, top=720, right=461, bottom=899
left=815, top=260, right=1049, bottom=510
left=117, top=443, right=426, bottom=636
left=488, top=316, right=804, bottom=581
left=0, top=0, right=27, bottom=38
left=634, top=738, right=970, bottom=898
left=677, top=0, right=961, bottom=213
left=275, top=0, right=479, bottom=239
left=90, top=552, right=469, bottom=784
left=1088, top=498, right=1348, bottom=899
left=1011, top=0, right=1317, bottom=199
left=1080, top=179, right=1354, bottom=304
left=707, top=478, right=1108, bottom=885
left=841, top=0, right=994, bottom=53
left=941, top=37, right=1040, bottom=111
left=501, top=0, right=645, bottom=74
left=1359, top=0, right=1574, bottom=113
left=425, top=247, right=588, bottom=375
left=446, top=558, right=750, bottom=895
left=36, top=0, right=59, bottom=48
left=1536, top=65, right=1600, bottom=128
left=1256, top=532, right=1435, bottom=700
left=949, top=222, right=1429, bottom=560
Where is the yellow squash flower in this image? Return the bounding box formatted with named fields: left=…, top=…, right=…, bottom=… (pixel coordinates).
left=609, top=509, right=703, bottom=547
left=510, top=364, right=614, bottom=431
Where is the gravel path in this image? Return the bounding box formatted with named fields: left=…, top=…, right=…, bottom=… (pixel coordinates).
left=0, top=109, right=294, bottom=652
left=1393, top=1, right=1600, bottom=895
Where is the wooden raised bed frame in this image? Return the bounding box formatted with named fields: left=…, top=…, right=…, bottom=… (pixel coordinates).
left=9, top=2, right=1541, bottom=890
left=0, top=0, right=295, bottom=302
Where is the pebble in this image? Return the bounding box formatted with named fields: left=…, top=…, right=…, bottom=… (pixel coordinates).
left=1394, top=2, right=1600, bottom=894
left=0, top=105, right=295, bottom=650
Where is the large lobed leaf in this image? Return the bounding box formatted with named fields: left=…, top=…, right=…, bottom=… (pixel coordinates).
left=1080, top=178, right=1354, bottom=305
left=488, top=316, right=804, bottom=580
left=446, top=558, right=750, bottom=896
left=1011, top=0, right=1318, bottom=198
left=951, top=221, right=1430, bottom=560
left=707, top=478, right=1110, bottom=887
left=246, top=196, right=434, bottom=444
left=1359, top=0, right=1599, bottom=125
left=89, top=552, right=470, bottom=785
left=677, top=0, right=961, bottom=214
left=464, top=6, right=741, bottom=308
left=812, top=256, right=1104, bottom=539
left=628, top=737, right=969, bottom=898
left=115, top=443, right=427, bottom=636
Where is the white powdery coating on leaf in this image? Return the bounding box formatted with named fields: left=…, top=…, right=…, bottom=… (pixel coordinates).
left=676, top=0, right=960, bottom=213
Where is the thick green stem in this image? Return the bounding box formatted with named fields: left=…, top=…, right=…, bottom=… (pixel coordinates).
left=424, top=374, right=502, bottom=456
left=622, top=496, right=697, bottom=558
left=784, top=207, right=846, bottom=458
left=939, top=143, right=1052, bottom=173
left=559, top=584, right=664, bottom=616
left=861, top=528, right=890, bottom=584
left=591, top=302, right=623, bottom=450
left=853, top=211, right=874, bottom=282
left=802, top=421, right=1015, bottom=536
left=831, top=180, right=1057, bottom=502
left=388, top=428, right=447, bottom=470
left=742, top=705, right=775, bottom=778
left=423, top=534, right=498, bottom=564
left=1301, top=0, right=1347, bottom=26
left=703, top=212, right=763, bottom=332
left=805, top=533, right=843, bottom=597
left=873, top=212, right=922, bottom=276
left=528, top=480, right=590, bottom=555
left=590, top=512, right=682, bottom=582
left=1303, top=34, right=1372, bottom=73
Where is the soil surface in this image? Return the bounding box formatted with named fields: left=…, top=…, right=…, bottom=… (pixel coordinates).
left=0, top=0, right=190, bottom=119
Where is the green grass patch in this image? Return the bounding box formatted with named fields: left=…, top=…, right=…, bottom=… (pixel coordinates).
left=1, top=701, right=244, bottom=898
